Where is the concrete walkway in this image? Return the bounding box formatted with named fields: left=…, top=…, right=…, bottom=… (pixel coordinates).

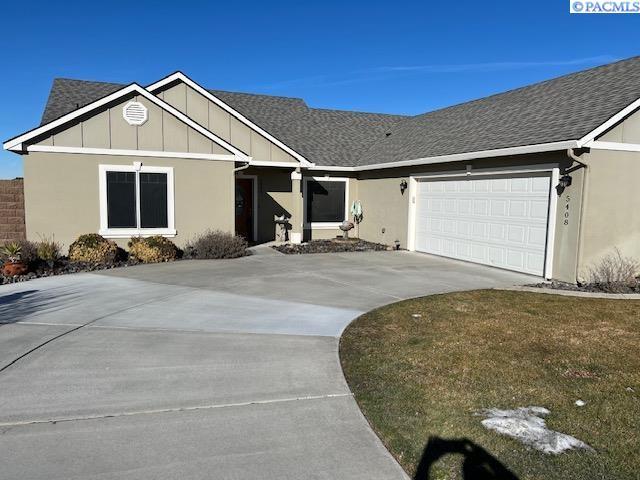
left=0, top=251, right=533, bottom=479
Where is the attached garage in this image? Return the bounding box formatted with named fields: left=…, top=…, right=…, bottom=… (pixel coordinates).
left=409, top=170, right=558, bottom=277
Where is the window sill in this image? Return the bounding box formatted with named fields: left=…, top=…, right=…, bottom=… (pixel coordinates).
left=99, top=228, right=177, bottom=238
left=307, top=222, right=344, bottom=230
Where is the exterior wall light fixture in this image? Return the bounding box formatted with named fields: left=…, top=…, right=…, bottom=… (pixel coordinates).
left=558, top=175, right=573, bottom=188
left=400, top=179, right=408, bottom=194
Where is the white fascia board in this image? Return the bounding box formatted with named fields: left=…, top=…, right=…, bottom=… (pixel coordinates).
left=577, top=97, right=640, bottom=146
left=27, top=144, right=238, bottom=162
left=308, top=140, right=580, bottom=172
left=247, top=159, right=301, bottom=168
left=307, top=165, right=356, bottom=172
left=4, top=83, right=249, bottom=161
left=146, top=72, right=312, bottom=167
left=585, top=140, right=640, bottom=152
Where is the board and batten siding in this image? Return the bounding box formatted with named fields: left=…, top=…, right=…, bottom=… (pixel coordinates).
left=35, top=94, right=232, bottom=155
left=157, top=82, right=298, bottom=163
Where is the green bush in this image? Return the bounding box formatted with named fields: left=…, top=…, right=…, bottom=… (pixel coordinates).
left=36, top=234, right=61, bottom=264
left=184, top=230, right=248, bottom=259
left=69, top=234, right=119, bottom=264
left=128, top=236, right=178, bottom=263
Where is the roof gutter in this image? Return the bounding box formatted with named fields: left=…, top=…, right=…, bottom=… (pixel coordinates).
left=307, top=140, right=581, bottom=172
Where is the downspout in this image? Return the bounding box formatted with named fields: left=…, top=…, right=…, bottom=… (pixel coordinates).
left=567, top=148, right=589, bottom=283
left=233, top=161, right=250, bottom=173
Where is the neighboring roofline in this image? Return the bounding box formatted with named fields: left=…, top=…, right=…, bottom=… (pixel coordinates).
left=146, top=72, right=314, bottom=167
left=3, top=82, right=250, bottom=161
left=308, top=140, right=581, bottom=172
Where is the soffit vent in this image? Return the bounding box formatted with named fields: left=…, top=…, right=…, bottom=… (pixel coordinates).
left=122, top=101, right=148, bottom=126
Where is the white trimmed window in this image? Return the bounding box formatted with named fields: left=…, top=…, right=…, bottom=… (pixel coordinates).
left=303, top=177, right=349, bottom=228
left=99, top=164, right=175, bottom=237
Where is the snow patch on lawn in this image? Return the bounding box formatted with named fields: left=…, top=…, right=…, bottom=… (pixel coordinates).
left=478, top=406, right=593, bottom=454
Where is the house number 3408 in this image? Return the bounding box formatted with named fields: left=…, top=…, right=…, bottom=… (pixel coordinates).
left=563, top=196, right=570, bottom=226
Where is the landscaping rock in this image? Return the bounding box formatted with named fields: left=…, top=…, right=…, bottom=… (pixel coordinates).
left=0, top=258, right=140, bottom=285
left=529, top=280, right=640, bottom=294
left=273, top=239, right=388, bottom=255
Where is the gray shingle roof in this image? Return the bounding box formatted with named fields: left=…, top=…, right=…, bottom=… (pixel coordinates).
left=37, top=56, right=640, bottom=167
left=361, top=56, right=640, bottom=166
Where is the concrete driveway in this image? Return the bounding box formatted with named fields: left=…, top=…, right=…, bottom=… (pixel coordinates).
left=0, top=249, right=532, bottom=479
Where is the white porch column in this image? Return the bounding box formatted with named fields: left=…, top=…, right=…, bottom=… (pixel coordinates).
left=290, top=168, right=303, bottom=244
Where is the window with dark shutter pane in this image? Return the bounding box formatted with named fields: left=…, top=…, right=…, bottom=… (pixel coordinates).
left=306, top=180, right=346, bottom=223
left=139, top=173, right=168, bottom=228
left=106, top=171, right=137, bottom=228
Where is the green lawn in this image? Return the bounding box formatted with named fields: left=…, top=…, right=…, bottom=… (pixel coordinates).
left=340, top=290, right=640, bottom=480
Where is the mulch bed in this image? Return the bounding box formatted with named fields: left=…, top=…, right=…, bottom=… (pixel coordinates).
left=0, top=258, right=141, bottom=285
left=529, top=280, right=640, bottom=294
left=273, top=239, right=390, bottom=255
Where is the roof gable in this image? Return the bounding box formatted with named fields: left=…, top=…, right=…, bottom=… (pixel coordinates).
left=4, top=83, right=248, bottom=160
left=147, top=72, right=312, bottom=166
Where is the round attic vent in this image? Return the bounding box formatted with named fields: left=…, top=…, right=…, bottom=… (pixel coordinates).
left=122, top=101, right=148, bottom=126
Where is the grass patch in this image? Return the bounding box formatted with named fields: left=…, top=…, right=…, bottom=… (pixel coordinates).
left=340, top=290, right=640, bottom=480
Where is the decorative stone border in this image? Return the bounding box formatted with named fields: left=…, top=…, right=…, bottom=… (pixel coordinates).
left=498, top=285, right=640, bottom=300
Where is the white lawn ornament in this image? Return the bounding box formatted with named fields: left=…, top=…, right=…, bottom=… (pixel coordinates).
left=350, top=200, right=363, bottom=238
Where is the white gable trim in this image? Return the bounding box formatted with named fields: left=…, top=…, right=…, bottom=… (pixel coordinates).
left=146, top=72, right=313, bottom=167
left=3, top=83, right=250, bottom=161
left=584, top=140, right=640, bottom=152
left=577, top=97, right=640, bottom=146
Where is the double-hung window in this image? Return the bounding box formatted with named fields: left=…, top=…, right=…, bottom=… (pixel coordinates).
left=304, top=177, right=349, bottom=228
left=99, top=164, right=175, bottom=237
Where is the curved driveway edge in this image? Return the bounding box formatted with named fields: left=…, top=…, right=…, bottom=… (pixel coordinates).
left=0, top=251, right=532, bottom=479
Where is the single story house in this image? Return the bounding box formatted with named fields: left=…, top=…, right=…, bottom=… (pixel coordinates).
left=5, top=56, right=640, bottom=283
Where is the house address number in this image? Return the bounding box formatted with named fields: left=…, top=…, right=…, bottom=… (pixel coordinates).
left=563, top=195, right=570, bottom=226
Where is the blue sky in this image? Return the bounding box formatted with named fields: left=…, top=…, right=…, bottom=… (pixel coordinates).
left=1, top=0, right=638, bottom=178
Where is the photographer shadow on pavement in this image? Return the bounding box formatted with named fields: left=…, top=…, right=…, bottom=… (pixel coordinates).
left=414, top=437, right=519, bottom=480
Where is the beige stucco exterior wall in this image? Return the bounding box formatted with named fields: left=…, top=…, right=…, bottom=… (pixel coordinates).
left=575, top=149, right=640, bottom=280
left=23, top=152, right=234, bottom=250
left=158, top=82, right=298, bottom=163
left=36, top=95, right=232, bottom=156
left=598, top=109, right=640, bottom=143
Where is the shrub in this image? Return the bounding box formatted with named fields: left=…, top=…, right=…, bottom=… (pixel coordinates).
left=128, top=236, right=178, bottom=263
left=69, top=233, right=119, bottom=264
left=1, top=239, right=38, bottom=265
left=184, top=230, right=248, bottom=259
left=1, top=242, right=22, bottom=263
left=587, top=248, right=640, bottom=293
left=36, top=234, right=61, bottom=264
left=18, top=240, right=39, bottom=264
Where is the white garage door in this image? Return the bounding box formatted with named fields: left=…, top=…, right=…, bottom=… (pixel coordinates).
left=414, top=173, right=552, bottom=276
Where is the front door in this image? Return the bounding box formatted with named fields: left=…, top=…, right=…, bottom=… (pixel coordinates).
left=235, top=178, right=254, bottom=242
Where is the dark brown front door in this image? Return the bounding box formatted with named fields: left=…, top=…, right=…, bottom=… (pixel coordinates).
left=235, top=178, right=254, bottom=242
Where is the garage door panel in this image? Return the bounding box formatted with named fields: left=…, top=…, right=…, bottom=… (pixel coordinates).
left=415, top=174, right=551, bottom=276
left=530, top=201, right=549, bottom=219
